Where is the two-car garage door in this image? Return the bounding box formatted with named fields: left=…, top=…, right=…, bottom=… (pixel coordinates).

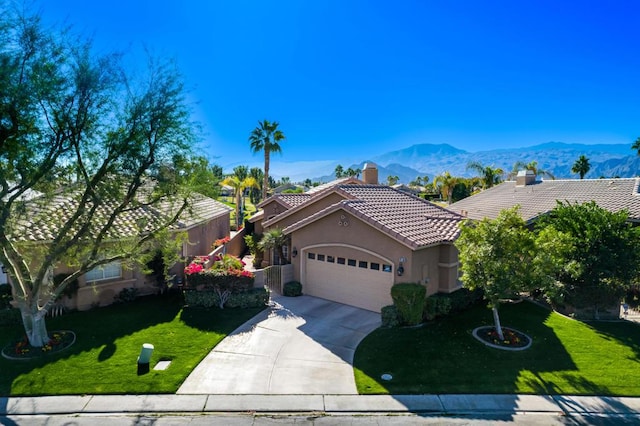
left=303, top=247, right=394, bottom=312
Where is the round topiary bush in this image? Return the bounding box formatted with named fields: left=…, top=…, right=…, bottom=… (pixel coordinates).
left=283, top=281, right=302, bottom=297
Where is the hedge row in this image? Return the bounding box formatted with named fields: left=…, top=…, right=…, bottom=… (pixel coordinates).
left=185, top=270, right=254, bottom=293
left=184, top=287, right=268, bottom=309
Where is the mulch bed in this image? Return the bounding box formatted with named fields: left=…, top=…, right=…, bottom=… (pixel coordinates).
left=472, top=326, right=532, bottom=351
left=1, top=330, right=76, bottom=360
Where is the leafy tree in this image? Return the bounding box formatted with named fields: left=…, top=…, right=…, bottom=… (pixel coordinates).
left=386, top=175, right=399, bottom=186
left=249, top=119, right=285, bottom=200
left=571, top=155, right=590, bottom=179
left=171, top=155, right=222, bottom=199
left=0, top=8, right=197, bottom=346
left=537, top=201, right=640, bottom=318
left=334, top=164, right=344, bottom=179
left=258, top=228, right=288, bottom=265
left=433, top=172, right=459, bottom=204
left=466, top=161, right=504, bottom=189
left=631, top=136, right=640, bottom=156
left=303, top=178, right=312, bottom=187
left=221, top=174, right=259, bottom=229
left=456, top=207, right=566, bottom=339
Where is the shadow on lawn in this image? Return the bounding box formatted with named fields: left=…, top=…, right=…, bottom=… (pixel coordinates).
left=0, top=294, right=181, bottom=396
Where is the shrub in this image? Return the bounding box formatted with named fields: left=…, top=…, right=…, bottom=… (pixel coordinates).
left=184, top=287, right=268, bottom=309
left=283, top=281, right=302, bottom=297
left=381, top=305, right=400, bottom=328
left=0, top=306, right=20, bottom=326
left=0, top=285, right=12, bottom=309
left=114, top=287, right=139, bottom=303
left=423, top=295, right=452, bottom=321
left=390, top=283, right=426, bottom=326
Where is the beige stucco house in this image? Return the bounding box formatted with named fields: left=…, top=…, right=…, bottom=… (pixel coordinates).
left=250, top=163, right=464, bottom=312
left=6, top=192, right=231, bottom=311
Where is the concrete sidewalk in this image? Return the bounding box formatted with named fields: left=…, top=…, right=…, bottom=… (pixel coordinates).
left=1, top=394, right=640, bottom=417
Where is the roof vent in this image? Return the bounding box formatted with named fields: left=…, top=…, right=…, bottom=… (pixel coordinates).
left=515, top=170, right=536, bottom=186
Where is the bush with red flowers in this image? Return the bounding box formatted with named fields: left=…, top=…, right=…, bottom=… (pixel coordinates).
left=2, top=330, right=76, bottom=360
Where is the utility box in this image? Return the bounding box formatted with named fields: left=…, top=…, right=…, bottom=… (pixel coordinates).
left=137, top=343, right=154, bottom=374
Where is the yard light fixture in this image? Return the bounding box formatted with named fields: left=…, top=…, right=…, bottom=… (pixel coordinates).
left=397, top=257, right=406, bottom=276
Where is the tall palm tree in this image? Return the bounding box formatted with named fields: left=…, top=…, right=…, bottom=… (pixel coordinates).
left=249, top=120, right=285, bottom=200
left=466, top=161, right=505, bottom=189
left=221, top=175, right=259, bottom=229
left=387, top=175, right=399, bottom=186
left=632, top=137, right=640, bottom=156
left=258, top=228, right=289, bottom=265
left=334, top=164, right=344, bottom=179
left=571, top=155, right=591, bottom=179
left=433, top=171, right=459, bottom=204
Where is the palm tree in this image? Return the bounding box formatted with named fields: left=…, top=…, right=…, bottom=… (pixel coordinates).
left=249, top=120, right=285, bottom=200
left=248, top=167, right=264, bottom=205
left=258, top=228, right=288, bottom=265
left=345, top=167, right=361, bottom=178
left=433, top=171, right=459, bottom=204
left=632, top=137, right=640, bottom=156
left=386, top=175, right=399, bottom=186
left=571, top=155, right=591, bottom=179
left=509, top=160, right=555, bottom=180
left=466, top=161, right=505, bottom=189
left=221, top=175, right=259, bottom=229
left=334, top=164, right=344, bottom=179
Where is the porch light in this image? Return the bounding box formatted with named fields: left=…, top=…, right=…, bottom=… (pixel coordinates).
left=292, top=247, right=298, bottom=258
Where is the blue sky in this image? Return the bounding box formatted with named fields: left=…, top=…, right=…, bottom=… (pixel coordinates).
left=38, top=0, right=640, bottom=170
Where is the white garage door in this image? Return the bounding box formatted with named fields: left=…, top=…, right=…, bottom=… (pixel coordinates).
left=303, top=248, right=394, bottom=312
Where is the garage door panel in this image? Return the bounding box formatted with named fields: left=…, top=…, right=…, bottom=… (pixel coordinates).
left=304, top=249, right=393, bottom=312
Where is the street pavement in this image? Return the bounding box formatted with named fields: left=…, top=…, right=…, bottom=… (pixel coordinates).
left=2, top=393, right=640, bottom=424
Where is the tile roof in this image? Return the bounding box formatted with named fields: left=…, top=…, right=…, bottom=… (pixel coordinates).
left=448, top=178, right=640, bottom=223
left=282, top=185, right=463, bottom=249
left=9, top=190, right=231, bottom=243
left=306, top=176, right=361, bottom=194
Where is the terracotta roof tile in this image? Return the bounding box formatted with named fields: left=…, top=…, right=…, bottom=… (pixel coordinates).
left=283, top=185, right=463, bottom=249
left=449, top=178, right=640, bottom=223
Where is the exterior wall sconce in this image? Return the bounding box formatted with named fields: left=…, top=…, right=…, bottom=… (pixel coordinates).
left=292, top=247, right=298, bottom=258
left=397, top=257, right=406, bottom=276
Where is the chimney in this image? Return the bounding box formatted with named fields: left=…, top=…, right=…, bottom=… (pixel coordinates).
left=516, top=170, right=536, bottom=186
left=362, top=162, right=378, bottom=185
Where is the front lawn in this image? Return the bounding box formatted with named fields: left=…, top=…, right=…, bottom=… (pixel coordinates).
left=354, top=301, right=640, bottom=396
left=0, top=295, right=263, bottom=396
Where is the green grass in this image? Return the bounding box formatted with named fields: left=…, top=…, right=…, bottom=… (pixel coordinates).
left=354, top=300, right=640, bottom=396
left=0, top=295, right=263, bottom=396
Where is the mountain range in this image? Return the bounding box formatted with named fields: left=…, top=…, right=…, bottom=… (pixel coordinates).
left=269, top=142, right=640, bottom=184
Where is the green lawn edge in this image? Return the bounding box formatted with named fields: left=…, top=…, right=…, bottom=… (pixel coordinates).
left=0, top=294, right=264, bottom=396
left=354, top=300, right=640, bottom=396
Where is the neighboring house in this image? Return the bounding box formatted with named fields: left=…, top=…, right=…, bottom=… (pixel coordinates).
left=448, top=170, right=640, bottom=223
left=391, top=183, right=422, bottom=196
left=251, top=164, right=464, bottom=312
left=8, top=191, right=231, bottom=311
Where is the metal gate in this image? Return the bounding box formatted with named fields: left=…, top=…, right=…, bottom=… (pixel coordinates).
left=263, top=265, right=282, bottom=294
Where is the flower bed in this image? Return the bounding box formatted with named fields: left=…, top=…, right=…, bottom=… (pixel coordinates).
left=472, top=326, right=532, bottom=351
left=2, top=330, right=76, bottom=360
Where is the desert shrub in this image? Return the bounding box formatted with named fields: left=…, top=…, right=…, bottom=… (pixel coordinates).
left=283, top=281, right=302, bottom=297
left=381, top=305, right=400, bottom=328
left=423, top=295, right=452, bottom=321
left=390, top=283, right=426, bottom=326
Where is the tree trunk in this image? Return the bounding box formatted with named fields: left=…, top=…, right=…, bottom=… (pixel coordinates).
left=19, top=305, right=50, bottom=347
left=492, top=305, right=504, bottom=341
left=263, top=149, right=270, bottom=201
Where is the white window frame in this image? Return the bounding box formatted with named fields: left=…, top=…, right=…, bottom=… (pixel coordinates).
left=85, top=261, right=122, bottom=282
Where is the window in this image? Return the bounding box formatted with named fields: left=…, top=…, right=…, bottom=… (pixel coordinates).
left=347, top=259, right=356, bottom=267
left=382, top=264, right=393, bottom=273
left=85, top=261, right=121, bottom=282
left=337, top=257, right=346, bottom=265
left=317, top=254, right=325, bottom=261
left=308, top=252, right=316, bottom=260
left=370, top=262, right=380, bottom=271
left=358, top=261, right=368, bottom=268
left=327, top=256, right=335, bottom=263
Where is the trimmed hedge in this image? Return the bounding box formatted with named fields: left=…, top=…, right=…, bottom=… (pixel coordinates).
left=283, top=281, right=302, bottom=297
left=381, top=305, right=400, bottom=328
left=185, top=270, right=254, bottom=293
left=390, top=283, right=426, bottom=326
left=184, top=287, right=268, bottom=309
left=423, top=295, right=452, bottom=321
left=424, top=288, right=484, bottom=321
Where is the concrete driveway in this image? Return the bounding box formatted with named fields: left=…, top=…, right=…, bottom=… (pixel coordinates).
left=177, top=295, right=381, bottom=395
